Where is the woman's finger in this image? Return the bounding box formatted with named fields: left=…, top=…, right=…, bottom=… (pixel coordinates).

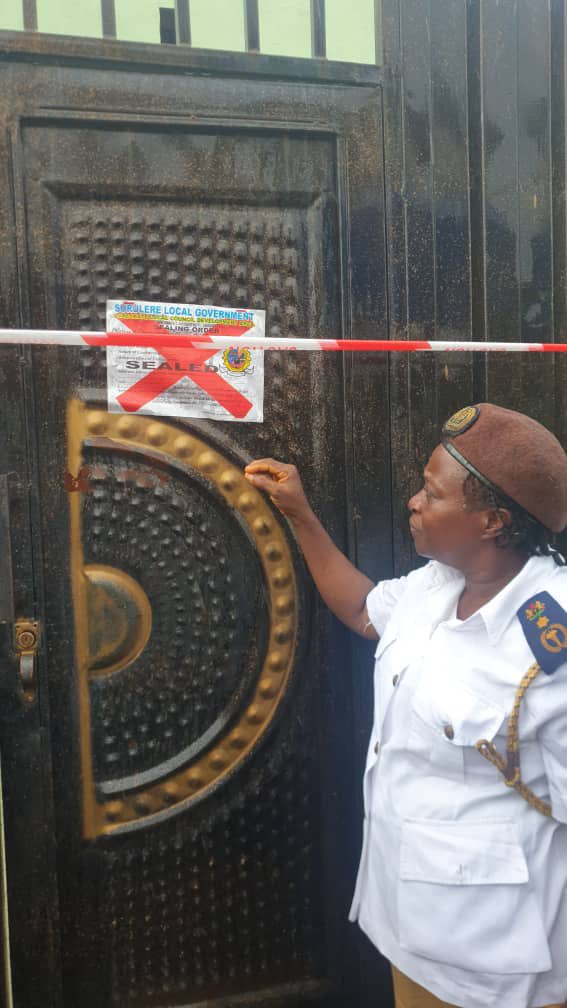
left=244, top=471, right=280, bottom=493
left=244, top=459, right=291, bottom=481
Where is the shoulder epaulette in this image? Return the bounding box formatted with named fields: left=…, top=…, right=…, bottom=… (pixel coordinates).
left=517, top=590, right=567, bottom=675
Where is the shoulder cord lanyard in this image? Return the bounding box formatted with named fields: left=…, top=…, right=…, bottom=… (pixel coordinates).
left=476, top=662, right=552, bottom=818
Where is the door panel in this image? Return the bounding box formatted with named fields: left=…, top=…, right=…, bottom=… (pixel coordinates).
left=68, top=402, right=297, bottom=838
left=0, top=48, right=389, bottom=1008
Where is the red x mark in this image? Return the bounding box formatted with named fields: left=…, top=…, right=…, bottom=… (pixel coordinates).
left=113, top=318, right=254, bottom=419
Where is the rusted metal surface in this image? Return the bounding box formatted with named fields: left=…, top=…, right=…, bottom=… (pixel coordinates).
left=0, top=2, right=565, bottom=1004
left=0, top=28, right=382, bottom=84
left=0, top=34, right=388, bottom=1008
left=381, top=0, right=567, bottom=576
left=0, top=478, right=14, bottom=624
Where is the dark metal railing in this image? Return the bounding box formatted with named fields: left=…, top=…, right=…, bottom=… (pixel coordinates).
left=10, top=0, right=379, bottom=62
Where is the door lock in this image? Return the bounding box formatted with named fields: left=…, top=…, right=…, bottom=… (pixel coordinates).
left=14, top=619, right=40, bottom=704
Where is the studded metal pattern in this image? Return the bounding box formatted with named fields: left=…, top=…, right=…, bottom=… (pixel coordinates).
left=65, top=202, right=318, bottom=473
left=105, top=743, right=323, bottom=1005
left=68, top=401, right=298, bottom=836
left=16, top=85, right=383, bottom=1006
left=84, top=452, right=259, bottom=779
left=68, top=206, right=300, bottom=365
left=60, top=193, right=338, bottom=1000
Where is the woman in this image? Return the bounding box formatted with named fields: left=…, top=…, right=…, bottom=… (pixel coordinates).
left=244, top=403, right=567, bottom=1008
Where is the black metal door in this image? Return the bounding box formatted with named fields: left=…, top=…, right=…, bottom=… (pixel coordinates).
left=0, top=38, right=390, bottom=1008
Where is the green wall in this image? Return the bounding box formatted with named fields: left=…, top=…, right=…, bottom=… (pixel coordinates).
left=259, top=0, right=312, bottom=59
left=0, top=0, right=24, bottom=31
left=191, top=0, right=246, bottom=52
left=327, top=0, right=377, bottom=63
left=115, top=0, right=173, bottom=44
left=0, top=0, right=380, bottom=63
left=37, top=0, right=101, bottom=37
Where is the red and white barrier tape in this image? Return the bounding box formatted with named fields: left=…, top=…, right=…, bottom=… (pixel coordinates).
left=1, top=329, right=567, bottom=352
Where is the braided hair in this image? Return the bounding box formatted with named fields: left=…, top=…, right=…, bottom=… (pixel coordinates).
left=462, top=473, right=566, bottom=567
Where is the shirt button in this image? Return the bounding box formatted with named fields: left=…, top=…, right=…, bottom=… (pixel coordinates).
left=444, top=724, right=455, bottom=740
left=374, top=741, right=380, bottom=754
left=392, top=674, right=399, bottom=686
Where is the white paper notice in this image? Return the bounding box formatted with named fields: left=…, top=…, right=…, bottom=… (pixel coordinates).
left=106, top=299, right=265, bottom=422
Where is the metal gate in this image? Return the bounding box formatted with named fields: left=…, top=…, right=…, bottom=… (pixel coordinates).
left=0, top=36, right=391, bottom=1008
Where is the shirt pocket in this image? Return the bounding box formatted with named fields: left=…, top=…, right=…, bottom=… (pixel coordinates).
left=398, top=819, right=551, bottom=975
left=409, top=674, right=507, bottom=781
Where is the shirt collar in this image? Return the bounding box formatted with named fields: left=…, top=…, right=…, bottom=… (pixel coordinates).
left=424, top=562, right=464, bottom=623
left=467, top=555, right=559, bottom=645
left=424, top=556, right=560, bottom=644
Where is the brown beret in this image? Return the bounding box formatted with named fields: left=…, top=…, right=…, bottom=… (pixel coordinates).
left=441, top=404, right=567, bottom=533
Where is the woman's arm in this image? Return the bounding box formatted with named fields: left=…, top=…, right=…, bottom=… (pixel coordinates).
left=244, top=459, right=377, bottom=639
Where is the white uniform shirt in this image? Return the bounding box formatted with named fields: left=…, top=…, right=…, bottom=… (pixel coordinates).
left=349, top=555, right=567, bottom=1008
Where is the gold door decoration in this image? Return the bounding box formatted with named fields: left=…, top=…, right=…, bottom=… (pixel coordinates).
left=68, top=400, right=298, bottom=838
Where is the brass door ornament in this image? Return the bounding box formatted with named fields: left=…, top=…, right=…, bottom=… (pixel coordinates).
left=67, top=400, right=298, bottom=837
left=14, top=619, right=40, bottom=705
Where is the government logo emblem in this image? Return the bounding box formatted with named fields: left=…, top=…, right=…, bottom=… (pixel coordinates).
left=526, top=599, right=546, bottom=621
left=222, top=347, right=252, bottom=373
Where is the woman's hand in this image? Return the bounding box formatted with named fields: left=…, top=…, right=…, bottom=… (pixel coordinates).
left=244, top=458, right=313, bottom=524
left=244, top=457, right=376, bottom=637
